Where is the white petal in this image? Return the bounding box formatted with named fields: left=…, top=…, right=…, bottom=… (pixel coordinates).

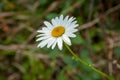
left=64, top=17, right=75, bottom=27
left=44, top=21, right=53, bottom=29
left=68, top=17, right=75, bottom=23
left=67, top=28, right=78, bottom=33
left=55, top=17, right=60, bottom=25
left=66, top=21, right=77, bottom=28
left=51, top=39, right=57, bottom=49
left=36, top=33, right=49, bottom=37
left=59, top=15, right=64, bottom=25
left=37, top=38, right=50, bottom=48
left=47, top=37, right=56, bottom=48
left=60, top=15, right=63, bottom=19
left=37, top=43, right=42, bottom=48
left=42, top=27, right=49, bottom=30
left=57, top=38, right=63, bottom=50
left=63, top=16, right=69, bottom=26
left=36, top=36, right=50, bottom=41
left=62, top=35, right=71, bottom=45
left=69, top=21, right=77, bottom=26
left=67, top=33, right=76, bottom=37
left=68, top=24, right=79, bottom=29
left=37, top=30, right=49, bottom=34
left=37, top=27, right=50, bottom=33
left=51, top=18, right=57, bottom=26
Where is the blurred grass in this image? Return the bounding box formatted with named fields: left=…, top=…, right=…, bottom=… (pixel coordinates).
left=0, top=0, right=120, bottom=80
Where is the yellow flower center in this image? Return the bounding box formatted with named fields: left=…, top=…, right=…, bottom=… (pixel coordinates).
left=51, top=26, right=65, bottom=37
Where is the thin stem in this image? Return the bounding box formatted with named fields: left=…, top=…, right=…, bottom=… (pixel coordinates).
left=65, top=44, right=114, bottom=80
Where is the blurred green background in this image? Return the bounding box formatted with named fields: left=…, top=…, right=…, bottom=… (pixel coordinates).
left=0, top=0, right=120, bottom=80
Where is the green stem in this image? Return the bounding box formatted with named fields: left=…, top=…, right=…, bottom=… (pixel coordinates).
left=65, top=44, right=114, bottom=80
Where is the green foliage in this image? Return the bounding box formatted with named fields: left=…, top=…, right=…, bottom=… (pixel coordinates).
left=46, top=13, right=58, bottom=19
left=57, top=69, right=65, bottom=80
left=114, top=47, right=120, bottom=57
left=72, top=33, right=84, bottom=45
left=0, top=2, right=6, bottom=12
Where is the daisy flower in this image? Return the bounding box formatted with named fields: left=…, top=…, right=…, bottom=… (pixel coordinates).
left=36, top=15, right=79, bottom=50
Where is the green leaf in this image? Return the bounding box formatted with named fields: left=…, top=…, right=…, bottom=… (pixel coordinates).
left=57, top=69, right=65, bottom=80
left=23, top=74, right=32, bottom=80
left=114, top=47, right=120, bottom=56
left=72, top=33, right=84, bottom=45
left=0, top=2, right=6, bottom=12
left=62, top=54, right=79, bottom=68
left=49, top=48, right=58, bottom=58
left=46, top=13, right=58, bottom=19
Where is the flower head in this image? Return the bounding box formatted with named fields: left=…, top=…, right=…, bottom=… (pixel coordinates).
left=36, top=15, right=78, bottom=50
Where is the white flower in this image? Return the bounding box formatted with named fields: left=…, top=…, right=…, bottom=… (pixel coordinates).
left=36, top=15, right=78, bottom=50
